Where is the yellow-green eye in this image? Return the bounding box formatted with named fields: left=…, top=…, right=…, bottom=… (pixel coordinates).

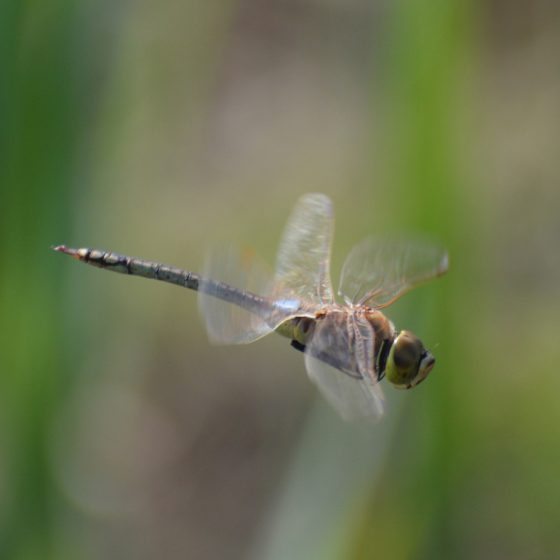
left=385, top=330, right=435, bottom=389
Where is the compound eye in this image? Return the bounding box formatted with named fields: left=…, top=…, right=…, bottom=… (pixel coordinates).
left=393, top=331, right=423, bottom=371
left=385, top=330, right=431, bottom=388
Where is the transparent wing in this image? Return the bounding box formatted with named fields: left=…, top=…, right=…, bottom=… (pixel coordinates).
left=199, top=193, right=336, bottom=344
left=198, top=245, right=276, bottom=344
left=274, top=193, right=334, bottom=306
left=304, top=312, right=385, bottom=421
left=338, top=237, right=449, bottom=308
left=305, top=356, right=385, bottom=421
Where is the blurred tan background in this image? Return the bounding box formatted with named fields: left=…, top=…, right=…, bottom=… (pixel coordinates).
left=1, top=0, right=560, bottom=558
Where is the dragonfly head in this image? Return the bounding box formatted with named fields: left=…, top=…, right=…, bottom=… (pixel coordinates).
left=385, top=330, right=435, bottom=389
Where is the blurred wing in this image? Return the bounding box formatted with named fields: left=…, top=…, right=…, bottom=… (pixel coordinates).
left=305, top=356, right=385, bottom=421
left=338, top=237, right=449, bottom=308
left=274, top=193, right=334, bottom=306
left=198, top=245, right=276, bottom=344
left=304, top=312, right=385, bottom=421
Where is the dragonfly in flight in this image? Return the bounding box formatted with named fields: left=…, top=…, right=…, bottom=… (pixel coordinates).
left=54, top=193, right=448, bottom=421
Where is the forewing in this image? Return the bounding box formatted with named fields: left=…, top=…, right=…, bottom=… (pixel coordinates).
left=198, top=245, right=276, bottom=344
left=274, top=193, right=334, bottom=305
left=304, top=312, right=385, bottom=421
left=338, top=237, right=448, bottom=308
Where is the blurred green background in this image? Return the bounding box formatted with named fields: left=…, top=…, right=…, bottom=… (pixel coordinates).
left=2, top=1, right=560, bottom=558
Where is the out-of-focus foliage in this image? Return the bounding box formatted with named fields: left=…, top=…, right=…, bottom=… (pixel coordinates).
left=1, top=0, right=560, bottom=559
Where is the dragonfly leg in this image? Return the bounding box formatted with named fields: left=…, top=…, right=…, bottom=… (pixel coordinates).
left=291, top=340, right=306, bottom=353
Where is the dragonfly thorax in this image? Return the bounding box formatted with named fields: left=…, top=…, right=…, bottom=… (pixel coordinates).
left=278, top=307, right=399, bottom=381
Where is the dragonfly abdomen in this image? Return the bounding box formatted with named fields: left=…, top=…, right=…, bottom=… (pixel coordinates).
left=54, top=246, right=274, bottom=320
left=54, top=246, right=200, bottom=289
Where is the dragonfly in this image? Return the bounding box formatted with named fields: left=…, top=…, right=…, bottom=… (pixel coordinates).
left=54, top=193, right=448, bottom=421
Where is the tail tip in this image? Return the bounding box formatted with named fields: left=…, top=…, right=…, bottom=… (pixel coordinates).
left=52, top=245, right=81, bottom=259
